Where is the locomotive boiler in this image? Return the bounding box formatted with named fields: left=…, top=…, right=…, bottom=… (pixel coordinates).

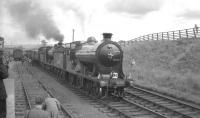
left=75, top=33, right=124, bottom=78
left=72, top=33, right=132, bottom=97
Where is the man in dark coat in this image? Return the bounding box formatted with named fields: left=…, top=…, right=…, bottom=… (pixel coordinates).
left=24, top=96, right=52, bottom=118
left=0, top=49, right=8, bottom=118
left=42, top=96, right=61, bottom=118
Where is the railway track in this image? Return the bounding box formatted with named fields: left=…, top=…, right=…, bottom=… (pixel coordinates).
left=64, top=83, right=200, bottom=118
left=38, top=63, right=200, bottom=118
left=63, top=83, right=200, bottom=118
left=55, top=79, right=168, bottom=118
left=124, top=86, right=200, bottom=118
left=15, top=74, right=28, bottom=118
left=15, top=63, right=74, bottom=118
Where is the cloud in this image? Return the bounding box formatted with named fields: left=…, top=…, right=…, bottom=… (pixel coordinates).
left=106, top=0, right=163, bottom=17
left=4, top=0, right=64, bottom=42
left=179, top=9, right=200, bottom=19
left=0, top=0, right=6, bottom=17
left=57, top=1, right=88, bottom=33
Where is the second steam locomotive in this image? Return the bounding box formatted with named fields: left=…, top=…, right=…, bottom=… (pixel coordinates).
left=27, top=33, right=133, bottom=97
left=13, top=49, right=23, bottom=61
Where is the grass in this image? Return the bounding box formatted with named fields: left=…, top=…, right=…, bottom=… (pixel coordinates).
left=123, top=38, right=200, bottom=104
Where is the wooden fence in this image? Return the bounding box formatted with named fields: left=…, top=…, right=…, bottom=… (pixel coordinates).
left=119, top=26, right=200, bottom=46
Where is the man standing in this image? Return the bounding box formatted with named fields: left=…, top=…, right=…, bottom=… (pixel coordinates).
left=0, top=49, right=8, bottom=118
left=42, top=96, right=61, bottom=118
left=24, top=96, right=52, bottom=118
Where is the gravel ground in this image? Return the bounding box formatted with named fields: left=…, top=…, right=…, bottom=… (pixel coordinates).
left=27, top=64, right=111, bottom=118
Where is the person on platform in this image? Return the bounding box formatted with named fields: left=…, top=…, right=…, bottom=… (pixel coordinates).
left=24, top=96, right=52, bottom=118
left=0, top=49, right=8, bottom=118
left=42, top=95, right=61, bottom=118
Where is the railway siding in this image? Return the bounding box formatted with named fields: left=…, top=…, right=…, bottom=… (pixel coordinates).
left=27, top=62, right=111, bottom=118
left=36, top=64, right=174, bottom=118
left=38, top=61, right=200, bottom=118
left=14, top=62, right=72, bottom=118
left=21, top=54, right=200, bottom=118
left=124, top=86, right=200, bottom=118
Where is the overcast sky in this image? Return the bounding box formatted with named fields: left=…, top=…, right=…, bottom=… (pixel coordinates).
left=0, top=0, right=200, bottom=45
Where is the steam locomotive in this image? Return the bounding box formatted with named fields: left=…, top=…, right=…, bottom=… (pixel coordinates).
left=13, top=49, right=24, bottom=61
left=28, top=33, right=133, bottom=97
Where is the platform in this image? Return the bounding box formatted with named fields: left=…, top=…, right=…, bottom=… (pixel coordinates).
left=4, top=62, right=15, bottom=118
left=4, top=79, right=14, bottom=118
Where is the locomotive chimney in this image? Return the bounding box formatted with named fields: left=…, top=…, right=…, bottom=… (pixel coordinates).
left=103, top=33, right=112, bottom=42
left=58, top=41, right=63, bottom=46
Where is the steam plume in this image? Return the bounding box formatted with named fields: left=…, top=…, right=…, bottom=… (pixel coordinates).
left=5, top=0, right=64, bottom=41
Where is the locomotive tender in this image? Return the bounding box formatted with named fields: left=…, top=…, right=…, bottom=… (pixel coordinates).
left=28, top=33, right=133, bottom=97
left=13, top=49, right=24, bottom=61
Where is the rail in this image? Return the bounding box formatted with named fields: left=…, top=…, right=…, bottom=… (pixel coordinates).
left=16, top=63, right=32, bottom=109
left=38, top=80, right=75, bottom=118
left=119, top=26, right=200, bottom=46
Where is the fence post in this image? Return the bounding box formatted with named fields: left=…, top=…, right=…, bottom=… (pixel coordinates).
left=143, top=36, right=145, bottom=41
left=152, top=34, right=154, bottom=41
left=179, top=30, right=181, bottom=39
left=186, top=29, right=188, bottom=39
left=173, top=31, right=175, bottom=40
left=162, top=33, right=163, bottom=40
left=193, top=28, right=197, bottom=38
left=157, top=33, right=159, bottom=40
left=167, top=32, right=169, bottom=40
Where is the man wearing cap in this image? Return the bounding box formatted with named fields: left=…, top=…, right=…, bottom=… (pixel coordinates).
left=42, top=96, right=61, bottom=118
left=24, top=96, right=52, bottom=118
left=0, top=41, right=8, bottom=118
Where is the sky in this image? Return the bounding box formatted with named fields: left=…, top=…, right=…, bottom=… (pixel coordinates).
left=0, top=0, right=200, bottom=45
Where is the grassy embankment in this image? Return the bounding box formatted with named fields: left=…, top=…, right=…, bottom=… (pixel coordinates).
left=123, top=38, right=200, bottom=103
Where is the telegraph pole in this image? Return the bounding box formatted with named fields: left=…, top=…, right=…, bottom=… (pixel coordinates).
left=0, top=36, right=4, bottom=49
left=72, top=29, right=75, bottom=42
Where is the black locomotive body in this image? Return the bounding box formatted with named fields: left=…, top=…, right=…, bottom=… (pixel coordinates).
left=13, top=49, right=23, bottom=61
left=28, top=33, right=133, bottom=97
left=75, top=40, right=124, bottom=77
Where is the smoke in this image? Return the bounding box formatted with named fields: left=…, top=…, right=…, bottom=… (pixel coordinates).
left=5, top=0, right=64, bottom=42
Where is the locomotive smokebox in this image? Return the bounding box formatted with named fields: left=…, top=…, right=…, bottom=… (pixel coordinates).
left=103, top=33, right=112, bottom=42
